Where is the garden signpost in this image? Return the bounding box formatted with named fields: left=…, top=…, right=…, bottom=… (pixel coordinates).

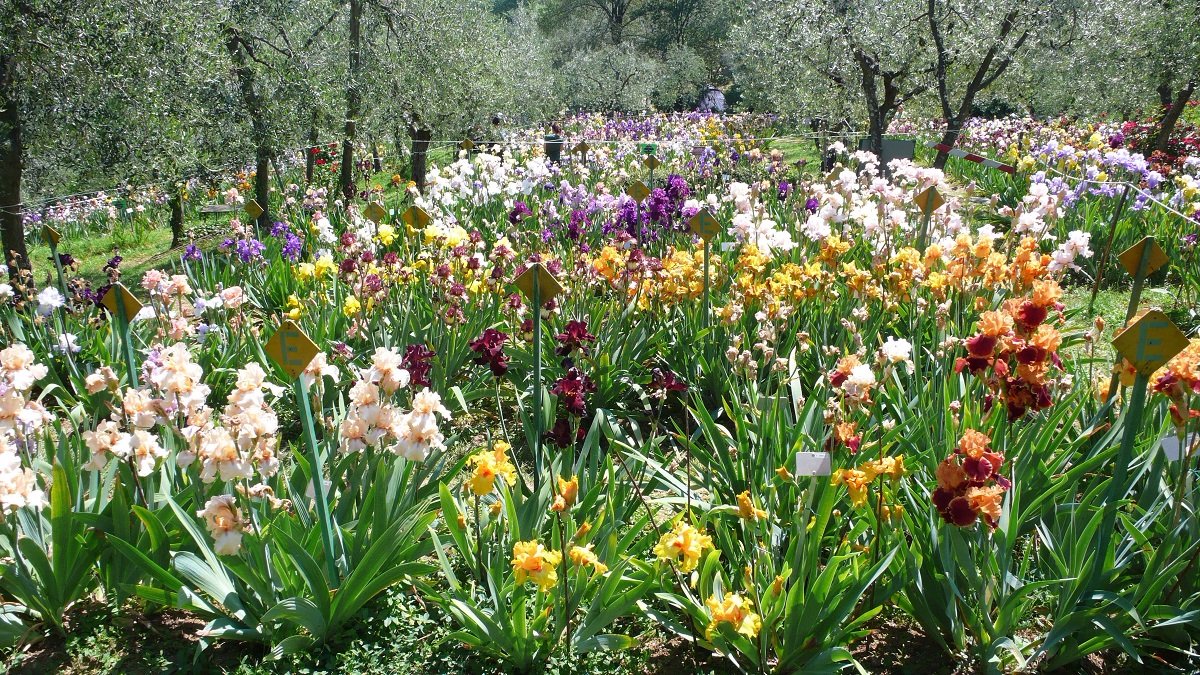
left=1089, top=184, right=1133, bottom=315
left=688, top=208, right=720, bottom=329
left=101, top=283, right=143, bottom=387
left=1117, top=235, right=1169, bottom=278
left=42, top=224, right=67, bottom=298
left=363, top=201, right=387, bottom=225
left=1097, top=309, right=1188, bottom=582
left=626, top=180, right=649, bottom=203
left=638, top=143, right=658, bottom=184
left=401, top=205, right=431, bottom=234
left=514, top=263, right=562, bottom=491
left=1092, top=233, right=1185, bottom=583
left=1111, top=310, right=1188, bottom=379
left=41, top=224, right=60, bottom=247
left=265, top=319, right=340, bottom=582
left=913, top=186, right=944, bottom=250
left=643, top=153, right=660, bottom=185
left=626, top=180, right=650, bottom=241
left=1105, top=236, right=1169, bottom=404
left=683, top=208, right=720, bottom=539
left=244, top=199, right=264, bottom=222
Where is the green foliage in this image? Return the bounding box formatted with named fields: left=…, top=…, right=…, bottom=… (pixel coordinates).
left=3, top=112, right=1200, bottom=675
left=652, top=46, right=709, bottom=112
left=557, top=44, right=663, bottom=112
left=0, top=462, right=101, bottom=635
left=425, top=416, right=657, bottom=672
left=107, top=451, right=443, bottom=655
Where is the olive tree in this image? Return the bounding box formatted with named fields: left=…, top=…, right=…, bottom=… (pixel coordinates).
left=357, top=0, right=554, bottom=192
left=731, top=0, right=934, bottom=155
left=1077, top=0, right=1198, bottom=152
left=220, top=0, right=344, bottom=224
left=995, top=0, right=1197, bottom=151
left=0, top=0, right=228, bottom=275
left=558, top=43, right=662, bottom=112
left=927, top=0, right=1075, bottom=167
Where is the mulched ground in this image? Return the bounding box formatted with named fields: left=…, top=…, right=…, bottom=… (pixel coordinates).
left=852, top=619, right=965, bottom=675
left=5, top=600, right=1196, bottom=674
left=5, top=601, right=258, bottom=675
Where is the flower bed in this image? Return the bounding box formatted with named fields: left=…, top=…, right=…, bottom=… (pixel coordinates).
left=2, top=113, right=1199, bottom=673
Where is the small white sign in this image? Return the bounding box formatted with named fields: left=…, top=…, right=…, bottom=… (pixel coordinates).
left=720, top=242, right=738, bottom=252
left=795, top=451, right=832, bottom=477
left=1161, top=432, right=1198, bottom=463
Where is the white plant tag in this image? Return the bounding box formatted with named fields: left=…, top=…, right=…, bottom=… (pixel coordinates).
left=795, top=451, right=832, bottom=476
left=1161, top=432, right=1197, bottom=462
left=720, top=242, right=738, bottom=252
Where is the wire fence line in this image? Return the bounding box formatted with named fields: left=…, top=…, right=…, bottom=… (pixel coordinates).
left=7, top=127, right=968, bottom=219
left=12, top=133, right=1190, bottom=226
left=1038, top=162, right=1199, bottom=225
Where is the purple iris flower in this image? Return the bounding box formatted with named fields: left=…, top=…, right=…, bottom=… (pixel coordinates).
left=281, top=232, right=302, bottom=261
left=233, top=238, right=266, bottom=263
left=646, top=188, right=672, bottom=227
left=665, top=174, right=690, bottom=209
left=567, top=209, right=587, bottom=240
left=609, top=198, right=642, bottom=236
left=508, top=201, right=533, bottom=224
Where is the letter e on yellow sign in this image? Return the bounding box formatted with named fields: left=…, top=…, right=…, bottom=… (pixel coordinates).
left=265, top=320, right=319, bottom=380
left=1112, top=310, right=1189, bottom=377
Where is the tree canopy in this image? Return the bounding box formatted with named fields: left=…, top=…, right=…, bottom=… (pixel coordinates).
left=2, top=0, right=1196, bottom=242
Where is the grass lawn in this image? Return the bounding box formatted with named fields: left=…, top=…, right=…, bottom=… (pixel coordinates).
left=766, top=137, right=822, bottom=167
left=28, top=226, right=180, bottom=290
left=1060, top=282, right=1196, bottom=387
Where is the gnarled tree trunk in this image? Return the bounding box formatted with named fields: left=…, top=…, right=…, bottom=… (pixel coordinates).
left=0, top=54, right=29, bottom=277
left=169, top=188, right=185, bottom=248
left=1152, top=80, right=1196, bottom=155
left=929, top=4, right=1027, bottom=169
left=225, top=26, right=272, bottom=231
left=855, top=53, right=887, bottom=158
left=339, top=0, right=362, bottom=201
left=410, top=126, right=432, bottom=193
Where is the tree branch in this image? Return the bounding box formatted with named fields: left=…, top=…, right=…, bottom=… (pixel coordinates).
left=305, top=3, right=349, bottom=50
